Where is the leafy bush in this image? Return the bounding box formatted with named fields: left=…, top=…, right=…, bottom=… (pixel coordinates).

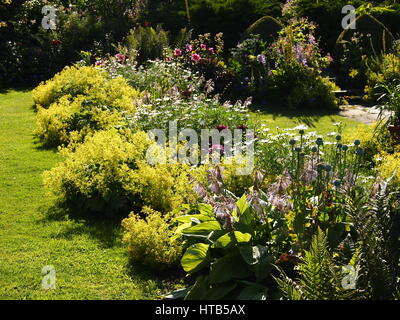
left=376, top=152, right=400, bottom=185
left=170, top=168, right=288, bottom=300
left=106, top=60, right=205, bottom=101
left=275, top=229, right=358, bottom=300
left=122, top=207, right=183, bottom=270
left=33, top=66, right=111, bottom=109
left=364, top=41, right=400, bottom=101
left=265, top=63, right=338, bottom=109
left=43, top=129, right=206, bottom=215
left=125, top=25, right=170, bottom=64
left=169, top=32, right=240, bottom=100
left=229, top=17, right=338, bottom=108
left=0, top=0, right=142, bottom=87
left=344, top=123, right=394, bottom=163
left=34, top=69, right=139, bottom=147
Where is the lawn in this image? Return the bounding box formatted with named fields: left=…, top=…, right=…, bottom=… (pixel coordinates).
left=249, top=105, right=367, bottom=136
left=0, top=89, right=365, bottom=299
left=0, top=89, right=169, bottom=300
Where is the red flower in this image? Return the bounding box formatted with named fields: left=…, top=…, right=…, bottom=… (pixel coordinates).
left=216, top=125, right=228, bottom=131
left=51, top=40, right=62, bottom=46
left=237, top=124, right=248, bottom=130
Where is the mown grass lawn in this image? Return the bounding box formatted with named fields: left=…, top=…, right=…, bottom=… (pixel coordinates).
left=0, top=90, right=365, bottom=300
left=249, top=105, right=367, bottom=135
left=0, top=89, right=171, bottom=300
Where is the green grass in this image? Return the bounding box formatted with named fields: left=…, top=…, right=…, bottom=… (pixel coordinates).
left=249, top=105, right=367, bottom=135
left=0, top=89, right=171, bottom=300
left=0, top=90, right=366, bottom=300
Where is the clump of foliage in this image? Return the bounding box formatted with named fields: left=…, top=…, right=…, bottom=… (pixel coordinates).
left=124, top=25, right=170, bottom=64
left=122, top=207, right=183, bottom=270
left=105, top=59, right=205, bottom=101
left=376, top=152, right=400, bottom=185
left=364, top=40, right=400, bottom=101
left=43, top=129, right=201, bottom=215
left=275, top=229, right=359, bottom=300
left=170, top=167, right=288, bottom=300
left=170, top=33, right=240, bottom=100
left=345, top=179, right=400, bottom=299
left=32, top=66, right=111, bottom=109
left=33, top=66, right=139, bottom=147
left=265, top=17, right=338, bottom=109
left=230, top=17, right=338, bottom=109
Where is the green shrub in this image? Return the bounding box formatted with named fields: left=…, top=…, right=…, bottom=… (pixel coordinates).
left=43, top=129, right=203, bottom=215
left=34, top=73, right=140, bottom=147
left=125, top=25, right=170, bottom=64
left=344, top=123, right=395, bottom=163
left=364, top=50, right=400, bottom=101
left=376, top=152, right=400, bottom=185
left=122, top=207, right=183, bottom=270
left=243, top=15, right=283, bottom=42
left=265, top=63, right=339, bottom=110
left=32, top=66, right=111, bottom=109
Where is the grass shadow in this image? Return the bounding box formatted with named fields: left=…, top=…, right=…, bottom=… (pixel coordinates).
left=250, top=103, right=342, bottom=129
left=0, top=86, right=34, bottom=94
left=32, top=135, right=61, bottom=153
left=40, top=202, right=128, bottom=249
left=125, top=261, right=185, bottom=298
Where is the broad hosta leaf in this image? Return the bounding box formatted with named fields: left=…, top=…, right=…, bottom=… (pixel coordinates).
left=254, top=255, right=275, bottom=281
left=239, top=245, right=267, bottom=265
left=205, top=282, right=238, bottom=300
left=237, top=285, right=268, bottom=300
left=175, top=214, right=216, bottom=224
left=181, top=243, right=210, bottom=273
left=212, top=232, right=234, bottom=248
left=164, top=288, right=190, bottom=300
left=236, top=194, right=249, bottom=218
left=181, top=221, right=222, bottom=237
left=234, top=231, right=252, bottom=243
left=185, top=275, right=208, bottom=300
left=210, top=252, right=252, bottom=284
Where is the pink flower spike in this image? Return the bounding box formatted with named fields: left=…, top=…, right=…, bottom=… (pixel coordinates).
left=209, top=47, right=215, bottom=55
left=191, top=53, right=201, bottom=62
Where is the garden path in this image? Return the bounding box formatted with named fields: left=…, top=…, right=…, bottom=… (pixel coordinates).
left=339, top=105, right=390, bottom=125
